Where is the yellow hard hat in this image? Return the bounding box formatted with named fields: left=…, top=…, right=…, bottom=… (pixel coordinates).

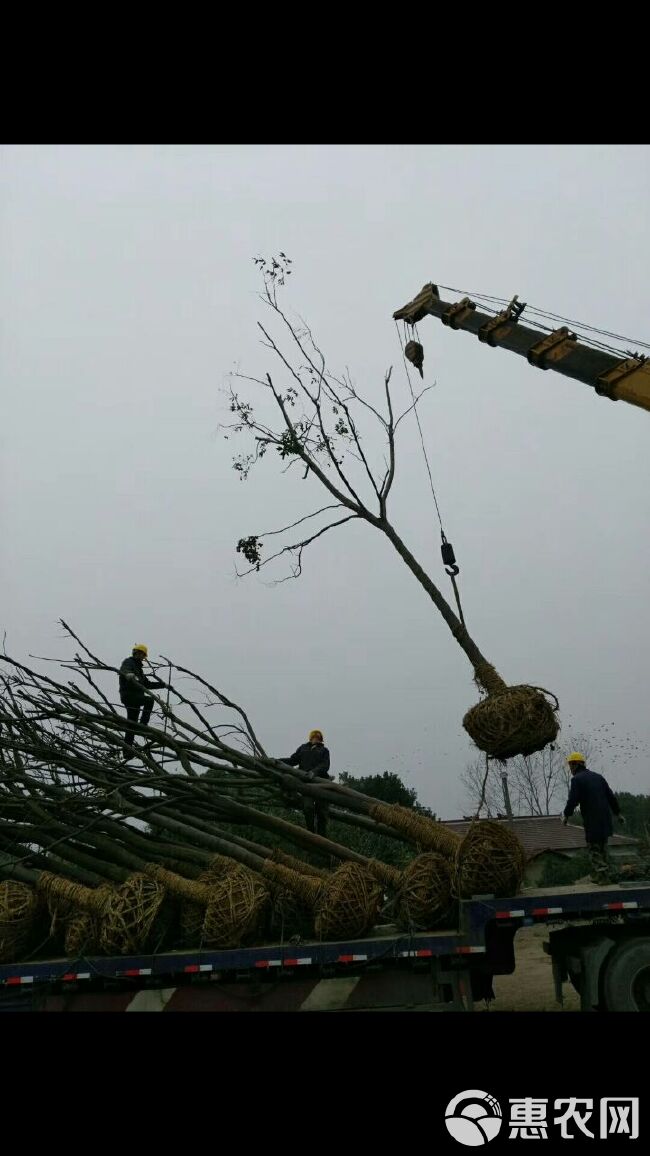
left=566, top=751, right=585, bottom=764
left=133, top=644, right=148, bottom=657
left=309, top=729, right=323, bottom=742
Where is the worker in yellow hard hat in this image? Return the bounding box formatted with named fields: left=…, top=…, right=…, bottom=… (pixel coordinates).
left=281, top=729, right=331, bottom=836
left=562, top=751, right=626, bottom=884
left=119, top=644, right=166, bottom=761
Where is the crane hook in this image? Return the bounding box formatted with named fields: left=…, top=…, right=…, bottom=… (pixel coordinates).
left=404, top=340, right=424, bottom=378
left=441, top=532, right=459, bottom=577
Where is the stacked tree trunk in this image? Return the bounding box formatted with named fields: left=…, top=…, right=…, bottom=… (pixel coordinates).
left=0, top=628, right=526, bottom=965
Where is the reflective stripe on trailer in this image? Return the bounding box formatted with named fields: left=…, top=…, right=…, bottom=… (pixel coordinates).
left=254, top=957, right=313, bottom=968
left=455, top=946, right=486, bottom=954
left=3, top=972, right=92, bottom=985
left=604, top=901, right=639, bottom=910
left=495, top=906, right=564, bottom=919
left=337, top=954, right=368, bottom=963
left=399, top=949, right=433, bottom=958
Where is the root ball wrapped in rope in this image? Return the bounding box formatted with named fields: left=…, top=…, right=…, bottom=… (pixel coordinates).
left=464, top=664, right=560, bottom=761
left=0, top=881, right=40, bottom=964
left=395, top=853, right=453, bottom=931
left=99, top=874, right=170, bottom=956
left=454, top=820, right=526, bottom=899
left=201, top=865, right=271, bottom=947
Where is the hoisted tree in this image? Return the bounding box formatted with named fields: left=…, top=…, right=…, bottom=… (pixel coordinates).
left=224, top=256, right=559, bottom=761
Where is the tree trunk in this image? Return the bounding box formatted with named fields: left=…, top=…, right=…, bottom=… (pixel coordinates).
left=380, top=519, right=507, bottom=693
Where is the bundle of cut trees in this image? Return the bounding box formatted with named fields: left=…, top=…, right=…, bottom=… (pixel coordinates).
left=0, top=626, right=525, bottom=965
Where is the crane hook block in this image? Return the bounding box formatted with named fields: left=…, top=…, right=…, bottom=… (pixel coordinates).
left=441, top=539, right=459, bottom=575
left=404, top=340, right=424, bottom=378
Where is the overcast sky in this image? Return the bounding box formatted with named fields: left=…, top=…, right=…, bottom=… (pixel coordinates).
left=1, top=144, right=648, bottom=816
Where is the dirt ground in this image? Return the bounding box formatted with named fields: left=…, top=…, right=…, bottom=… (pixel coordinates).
left=479, top=924, right=579, bottom=1012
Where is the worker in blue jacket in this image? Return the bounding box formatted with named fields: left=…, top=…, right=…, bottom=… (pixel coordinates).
left=282, top=729, right=331, bottom=836
left=562, top=752, right=626, bottom=884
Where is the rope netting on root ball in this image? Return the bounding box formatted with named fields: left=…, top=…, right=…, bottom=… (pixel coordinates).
left=202, top=866, right=270, bottom=948
left=453, top=820, right=526, bottom=899
left=64, top=884, right=114, bottom=957
left=315, top=863, right=383, bottom=940
left=0, top=880, right=41, bottom=964
left=463, top=664, right=560, bottom=761
left=38, top=872, right=110, bottom=917
left=261, top=860, right=383, bottom=940
left=99, top=873, right=171, bottom=956
left=182, top=856, right=310, bottom=947
left=147, top=862, right=271, bottom=949
left=268, top=850, right=330, bottom=938
left=265, top=850, right=331, bottom=941
left=38, top=872, right=115, bottom=955
left=395, top=853, right=454, bottom=931
left=179, top=856, right=234, bottom=945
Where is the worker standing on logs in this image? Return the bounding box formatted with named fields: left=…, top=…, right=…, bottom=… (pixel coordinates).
left=282, top=729, right=332, bottom=836
left=119, top=644, right=166, bottom=761
left=562, top=752, right=626, bottom=884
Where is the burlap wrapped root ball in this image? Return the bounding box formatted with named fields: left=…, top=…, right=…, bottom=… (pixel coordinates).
left=100, top=873, right=171, bottom=955
left=396, top=854, right=453, bottom=931
left=202, top=865, right=270, bottom=948
left=463, top=668, right=559, bottom=761
left=315, top=863, right=383, bottom=940
left=0, top=881, right=41, bottom=964
left=454, top=821, right=526, bottom=899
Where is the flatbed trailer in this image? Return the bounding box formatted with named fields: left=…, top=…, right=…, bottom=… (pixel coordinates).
left=2, top=880, right=648, bottom=1012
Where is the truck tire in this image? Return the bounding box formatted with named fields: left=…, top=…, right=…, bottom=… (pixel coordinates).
left=602, top=938, right=650, bottom=1012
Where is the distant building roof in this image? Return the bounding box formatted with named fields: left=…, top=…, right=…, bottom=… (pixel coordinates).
left=441, top=814, right=638, bottom=859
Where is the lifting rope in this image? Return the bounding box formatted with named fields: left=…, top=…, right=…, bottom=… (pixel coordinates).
left=394, top=320, right=467, bottom=628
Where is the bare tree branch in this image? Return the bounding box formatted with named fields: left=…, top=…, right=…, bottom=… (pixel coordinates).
left=236, top=514, right=359, bottom=579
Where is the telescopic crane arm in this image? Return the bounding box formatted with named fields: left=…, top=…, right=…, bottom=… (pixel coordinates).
left=393, top=283, right=650, bottom=413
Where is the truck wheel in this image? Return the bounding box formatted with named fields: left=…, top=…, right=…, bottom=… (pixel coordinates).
left=602, top=938, right=650, bottom=1012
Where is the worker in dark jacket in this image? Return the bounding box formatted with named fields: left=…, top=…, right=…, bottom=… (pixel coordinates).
left=282, top=729, right=331, bottom=836
left=562, top=752, right=626, bottom=884
left=119, top=644, right=166, bottom=761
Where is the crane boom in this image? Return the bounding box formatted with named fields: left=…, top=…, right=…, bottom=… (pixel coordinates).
left=393, top=283, right=650, bottom=412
